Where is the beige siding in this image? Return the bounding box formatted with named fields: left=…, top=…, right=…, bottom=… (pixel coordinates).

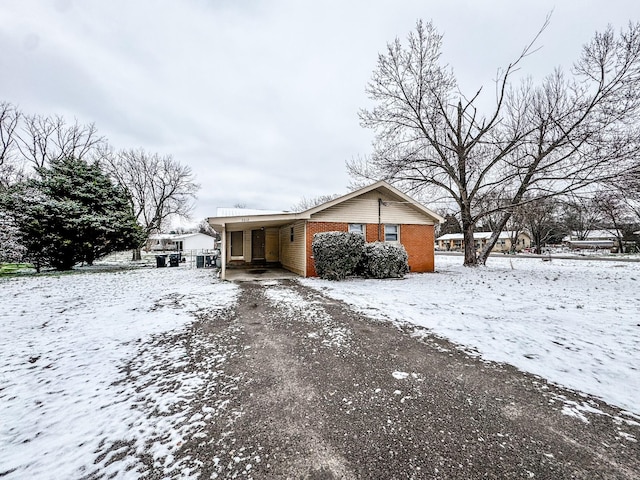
left=310, top=190, right=434, bottom=225
left=279, top=221, right=306, bottom=276
left=224, top=227, right=283, bottom=264
left=265, top=227, right=279, bottom=262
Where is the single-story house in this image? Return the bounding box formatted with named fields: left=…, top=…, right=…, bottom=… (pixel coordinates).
left=436, top=231, right=531, bottom=253
left=562, top=230, right=622, bottom=251
left=207, top=181, right=443, bottom=280
left=147, top=232, right=217, bottom=252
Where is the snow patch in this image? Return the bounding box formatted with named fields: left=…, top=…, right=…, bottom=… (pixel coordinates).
left=0, top=267, right=238, bottom=479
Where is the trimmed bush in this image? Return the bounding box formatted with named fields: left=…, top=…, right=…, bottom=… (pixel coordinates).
left=312, top=231, right=365, bottom=280
left=359, top=241, right=409, bottom=279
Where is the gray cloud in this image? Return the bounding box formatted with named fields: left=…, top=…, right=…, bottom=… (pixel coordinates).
left=1, top=0, right=639, bottom=224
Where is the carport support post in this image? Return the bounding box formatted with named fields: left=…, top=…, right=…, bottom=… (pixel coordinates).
left=221, top=226, right=227, bottom=280
left=378, top=197, right=382, bottom=241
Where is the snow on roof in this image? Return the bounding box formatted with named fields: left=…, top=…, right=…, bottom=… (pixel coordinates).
left=562, top=230, right=621, bottom=241
left=436, top=231, right=524, bottom=241
left=580, top=230, right=621, bottom=238
left=149, top=232, right=211, bottom=240
left=215, top=207, right=287, bottom=217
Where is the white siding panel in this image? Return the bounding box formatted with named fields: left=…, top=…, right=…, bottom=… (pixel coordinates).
left=311, top=190, right=434, bottom=225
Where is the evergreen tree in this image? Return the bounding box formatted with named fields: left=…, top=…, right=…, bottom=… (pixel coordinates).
left=0, top=210, right=26, bottom=263
left=439, top=214, right=462, bottom=236
left=2, top=157, right=143, bottom=271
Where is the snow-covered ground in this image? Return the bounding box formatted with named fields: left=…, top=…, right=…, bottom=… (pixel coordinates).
left=1, top=254, right=639, bottom=478
left=302, top=254, right=640, bottom=417
left=0, top=267, right=238, bottom=479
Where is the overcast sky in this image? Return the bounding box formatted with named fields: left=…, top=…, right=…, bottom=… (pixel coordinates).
left=1, top=1, right=639, bottom=224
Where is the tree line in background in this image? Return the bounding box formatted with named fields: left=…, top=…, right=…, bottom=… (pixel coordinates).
left=350, top=18, right=640, bottom=265
left=0, top=101, right=199, bottom=270
left=438, top=192, right=640, bottom=254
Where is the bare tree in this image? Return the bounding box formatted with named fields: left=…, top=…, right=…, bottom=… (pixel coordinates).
left=17, top=114, right=104, bottom=168
left=98, top=147, right=199, bottom=259
left=349, top=19, right=640, bottom=265
left=611, top=163, right=640, bottom=224
left=593, top=191, right=636, bottom=252
left=560, top=194, right=603, bottom=240
left=519, top=197, right=560, bottom=254
left=0, top=102, right=19, bottom=168
left=0, top=103, right=25, bottom=191
left=291, top=194, right=341, bottom=212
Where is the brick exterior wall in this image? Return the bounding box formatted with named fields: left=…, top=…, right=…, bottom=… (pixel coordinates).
left=400, top=224, right=435, bottom=273
left=305, top=221, right=435, bottom=277
left=305, top=222, right=349, bottom=277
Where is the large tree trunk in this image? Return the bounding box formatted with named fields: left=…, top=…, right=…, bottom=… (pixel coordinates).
left=477, top=213, right=512, bottom=264
left=462, top=221, right=478, bottom=266
left=131, top=248, right=141, bottom=261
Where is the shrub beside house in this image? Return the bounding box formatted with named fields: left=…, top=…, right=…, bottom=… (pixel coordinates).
left=207, top=181, right=443, bottom=280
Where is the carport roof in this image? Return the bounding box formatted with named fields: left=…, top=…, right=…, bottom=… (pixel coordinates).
left=208, top=211, right=308, bottom=231
left=207, top=180, right=444, bottom=231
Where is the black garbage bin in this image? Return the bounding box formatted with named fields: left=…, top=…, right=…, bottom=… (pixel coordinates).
left=169, top=253, right=180, bottom=267
left=155, top=255, right=167, bottom=268
left=196, top=255, right=204, bottom=268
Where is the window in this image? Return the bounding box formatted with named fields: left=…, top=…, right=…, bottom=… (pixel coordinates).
left=384, top=224, right=399, bottom=242
left=230, top=231, right=243, bottom=257
left=349, top=223, right=365, bottom=236
left=290, top=227, right=294, bottom=242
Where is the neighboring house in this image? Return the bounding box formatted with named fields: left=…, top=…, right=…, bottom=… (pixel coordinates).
left=207, top=181, right=443, bottom=280
left=147, top=232, right=216, bottom=252
left=562, top=230, right=622, bottom=251
left=436, top=231, right=531, bottom=253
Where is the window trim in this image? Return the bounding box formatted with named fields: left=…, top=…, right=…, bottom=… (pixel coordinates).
left=348, top=223, right=366, bottom=236
left=384, top=224, right=399, bottom=242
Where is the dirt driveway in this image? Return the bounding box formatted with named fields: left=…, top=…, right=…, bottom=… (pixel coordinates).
left=122, top=278, right=639, bottom=479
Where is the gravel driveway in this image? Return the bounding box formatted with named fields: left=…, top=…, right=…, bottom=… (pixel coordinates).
left=109, top=278, right=640, bottom=479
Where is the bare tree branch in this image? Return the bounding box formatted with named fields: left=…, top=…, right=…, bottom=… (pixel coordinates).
left=351, top=18, right=640, bottom=265
left=98, top=147, right=200, bottom=258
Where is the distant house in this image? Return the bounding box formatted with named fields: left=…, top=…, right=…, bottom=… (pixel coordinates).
left=436, top=231, right=531, bottom=253
left=147, top=232, right=216, bottom=252
left=562, top=230, right=622, bottom=251
left=207, top=181, right=443, bottom=280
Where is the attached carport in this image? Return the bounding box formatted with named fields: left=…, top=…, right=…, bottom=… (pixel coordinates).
left=207, top=211, right=309, bottom=280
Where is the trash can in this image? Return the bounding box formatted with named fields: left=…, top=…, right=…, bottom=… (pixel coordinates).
left=196, top=255, right=204, bottom=268
left=155, top=255, right=167, bottom=268
left=169, top=253, right=180, bottom=267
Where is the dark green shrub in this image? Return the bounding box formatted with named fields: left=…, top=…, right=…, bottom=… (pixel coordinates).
left=312, top=231, right=364, bottom=280
left=360, top=241, right=409, bottom=278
